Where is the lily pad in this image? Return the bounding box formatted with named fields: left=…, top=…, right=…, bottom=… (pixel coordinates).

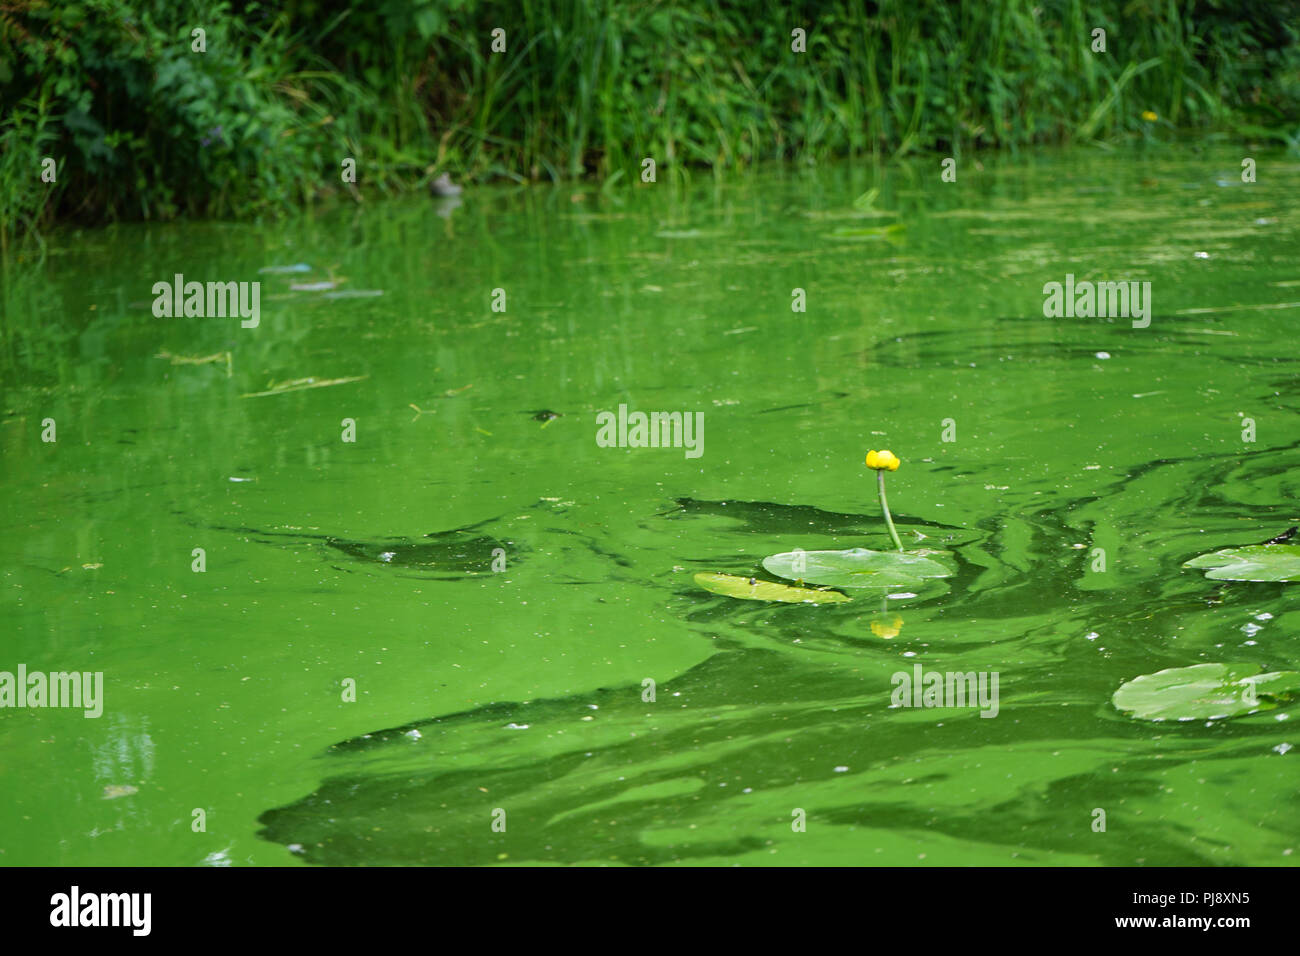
left=762, top=548, right=954, bottom=590
left=1183, top=544, right=1300, bottom=582
left=1112, top=663, right=1300, bottom=721
left=694, top=572, right=850, bottom=604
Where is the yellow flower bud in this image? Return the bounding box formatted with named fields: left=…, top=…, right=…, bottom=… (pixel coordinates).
left=865, top=449, right=900, bottom=471
left=1141, top=110, right=1158, bottom=122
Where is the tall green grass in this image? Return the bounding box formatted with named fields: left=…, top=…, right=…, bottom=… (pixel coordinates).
left=2, top=0, right=1297, bottom=249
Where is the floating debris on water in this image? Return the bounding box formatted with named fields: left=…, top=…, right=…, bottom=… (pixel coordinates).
left=156, top=350, right=233, bottom=377
left=322, top=290, right=384, bottom=300
left=242, top=375, right=368, bottom=398
left=290, top=281, right=338, bottom=292
left=102, top=784, right=138, bottom=800
left=258, top=264, right=312, bottom=274
left=1177, top=303, right=1297, bottom=315
left=429, top=173, right=462, bottom=198
left=828, top=222, right=906, bottom=240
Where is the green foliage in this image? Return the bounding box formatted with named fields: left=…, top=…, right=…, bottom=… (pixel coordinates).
left=0, top=0, right=353, bottom=243
left=762, top=548, right=955, bottom=590
left=1184, top=544, right=1300, bottom=582
left=693, top=572, right=851, bottom=604
left=1112, top=663, right=1300, bottom=721
left=2, top=0, right=1298, bottom=245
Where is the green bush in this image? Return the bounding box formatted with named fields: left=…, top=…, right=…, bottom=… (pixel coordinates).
left=0, top=0, right=351, bottom=239
left=2, top=0, right=1297, bottom=248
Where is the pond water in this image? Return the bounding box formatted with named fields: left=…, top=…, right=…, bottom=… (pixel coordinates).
left=2, top=146, right=1298, bottom=866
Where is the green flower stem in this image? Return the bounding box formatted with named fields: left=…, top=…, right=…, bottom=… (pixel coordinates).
left=877, top=471, right=904, bottom=552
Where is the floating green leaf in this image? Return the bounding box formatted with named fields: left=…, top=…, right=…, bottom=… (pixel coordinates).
left=761, top=548, right=954, bottom=590
left=828, top=222, right=905, bottom=240
left=852, top=187, right=879, bottom=210
left=1112, top=663, right=1300, bottom=721
left=693, top=572, right=850, bottom=604
left=1183, top=544, right=1300, bottom=582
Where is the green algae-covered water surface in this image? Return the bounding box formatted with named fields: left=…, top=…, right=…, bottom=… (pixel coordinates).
left=2, top=147, right=1298, bottom=865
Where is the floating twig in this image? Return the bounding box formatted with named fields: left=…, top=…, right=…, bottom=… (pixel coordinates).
left=156, top=350, right=233, bottom=378
left=241, top=375, right=368, bottom=398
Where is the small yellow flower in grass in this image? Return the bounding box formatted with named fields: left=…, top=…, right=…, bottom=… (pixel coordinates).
left=865, top=449, right=900, bottom=472
left=1141, top=110, right=1158, bottom=122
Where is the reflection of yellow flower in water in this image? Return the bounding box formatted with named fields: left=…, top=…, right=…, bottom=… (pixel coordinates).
left=870, top=615, right=904, bottom=639
left=1141, top=110, right=1158, bottom=122
left=865, top=449, right=900, bottom=471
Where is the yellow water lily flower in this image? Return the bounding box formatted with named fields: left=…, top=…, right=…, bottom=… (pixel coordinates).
left=1141, top=110, right=1158, bottom=122
left=870, top=615, right=904, bottom=639
left=865, top=449, right=900, bottom=471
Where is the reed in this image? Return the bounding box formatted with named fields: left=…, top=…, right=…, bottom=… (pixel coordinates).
left=2, top=0, right=1295, bottom=247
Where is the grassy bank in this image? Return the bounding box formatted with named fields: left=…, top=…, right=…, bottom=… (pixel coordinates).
left=2, top=0, right=1297, bottom=247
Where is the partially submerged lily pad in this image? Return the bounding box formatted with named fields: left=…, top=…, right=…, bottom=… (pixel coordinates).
left=762, top=548, right=954, bottom=590
left=1112, top=662, right=1300, bottom=721
left=1183, top=544, right=1300, bottom=582
left=694, top=572, right=850, bottom=604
